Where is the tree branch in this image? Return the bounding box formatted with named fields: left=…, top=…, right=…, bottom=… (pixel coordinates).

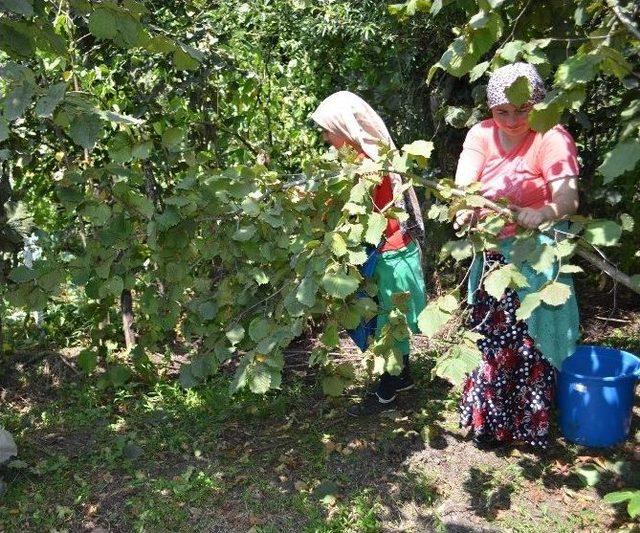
left=608, top=0, right=640, bottom=40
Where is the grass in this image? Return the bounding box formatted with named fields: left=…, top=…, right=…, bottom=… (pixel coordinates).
left=1, top=314, right=639, bottom=531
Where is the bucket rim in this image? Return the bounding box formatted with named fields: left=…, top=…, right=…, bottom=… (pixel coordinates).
left=561, top=344, right=640, bottom=383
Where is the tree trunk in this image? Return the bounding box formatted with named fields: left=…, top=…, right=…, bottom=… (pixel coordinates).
left=120, top=289, right=136, bottom=350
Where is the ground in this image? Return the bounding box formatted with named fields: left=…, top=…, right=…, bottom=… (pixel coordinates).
left=0, top=281, right=639, bottom=532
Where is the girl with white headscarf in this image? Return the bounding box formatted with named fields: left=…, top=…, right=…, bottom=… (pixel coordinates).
left=455, top=63, right=581, bottom=450
left=311, top=91, right=427, bottom=415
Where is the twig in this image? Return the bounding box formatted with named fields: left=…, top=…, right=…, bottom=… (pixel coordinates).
left=575, top=247, right=638, bottom=295
left=594, top=316, right=631, bottom=323
left=500, top=0, right=534, bottom=49
left=608, top=0, right=640, bottom=40
left=196, top=121, right=259, bottom=156
left=56, top=353, right=80, bottom=375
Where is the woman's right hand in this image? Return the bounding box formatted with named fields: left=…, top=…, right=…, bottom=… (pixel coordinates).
left=453, top=209, right=476, bottom=230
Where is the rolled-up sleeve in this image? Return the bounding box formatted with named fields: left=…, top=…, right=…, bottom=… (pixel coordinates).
left=540, top=126, right=580, bottom=181
left=455, top=124, right=488, bottom=185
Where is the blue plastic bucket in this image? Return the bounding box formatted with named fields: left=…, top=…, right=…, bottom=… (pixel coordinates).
left=346, top=246, right=380, bottom=351
left=557, top=345, right=640, bottom=447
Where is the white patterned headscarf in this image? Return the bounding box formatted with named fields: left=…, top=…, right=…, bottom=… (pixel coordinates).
left=486, top=62, right=546, bottom=109
left=311, top=91, right=425, bottom=242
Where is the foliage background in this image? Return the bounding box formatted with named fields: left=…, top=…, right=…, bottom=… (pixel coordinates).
left=0, top=0, right=638, bottom=387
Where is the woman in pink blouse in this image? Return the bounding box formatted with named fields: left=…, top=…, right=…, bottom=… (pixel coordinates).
left=455, top=63, right=580, bottom=449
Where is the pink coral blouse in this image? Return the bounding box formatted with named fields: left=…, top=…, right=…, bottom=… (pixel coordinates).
left=456, top=119, right=579, bottom=236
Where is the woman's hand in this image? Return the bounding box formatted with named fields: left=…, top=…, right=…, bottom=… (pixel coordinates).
left=453, top=209, right=476, bottom=231
left=512, top=206, right=550, bottom=229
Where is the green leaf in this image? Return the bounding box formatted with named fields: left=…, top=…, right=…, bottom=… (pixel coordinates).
left=347, top=249, right=368, bottom=265
left=505, top=76, right=531, bottom=107
left=3, top=82, right=34, bottom=121
left=232, top=225, right=257, bottom=241
left=478, top=213, right=506, bottom=235
left=439, top=294, right=458, bottom=313
left=69, top=113, right=102, bottom=150
left=515, top=292, right=541, bottom=321
left=145, top=34, right=176, bottom=54
left=241, top=197, right=260, bottom=216
left=575, top=465, right=601, bottom=487
left=469, top=60, right=489, bottom=82
left=554, top=240, right=576, bottom=259
left=100, top=275, right=124, bottom=298
left=88, top=9, right=117, bottom=40
left=248, top=364, right=273, bottom=394
left=9, top=265, right=36, bottom=283
left=484, top=266, right=512, bottom=300
left=620, top=213, right=635, bottom=233
left=225, top=324, right=245, bottom=345
left=321, top=270, right=361, bottom=299
left=77, top=349, right=98, bottom=373
left=434, top=344, right=482, bottom=384
left=108, top=365, right=131, bottom=387
left=321, top=322, right=339, bottom=348
left=559, top=264, right=583, bottom=274
left=198, top=301, right=217, bottom=320
left=442, top=239, right=473, bottom=261
left=627, top=494, right=640, bottom=518
left=349, top=182, right=367, bottom=203
left=131, top=140, right=153, bottom=160
left=583, top=220, right=622, bottom=247
left=528, top=101, right=562, bottom=133
left=37, top=269, right=64, bottom=292
left=402, top=139, right=434, bottom=160
left=35, top=82, right=66, bottom=118
left=528, top=244, right=556, bottom=273
left=161, top=127, right=185, bottom=151
left=438, top=36, right=477, bottom=78
left=555, top=54, right=601, bottom=87
left=574, top=6, right=587, bottom=26
left=248, top=317, right=272, bottom=342
left=296, top=276, right=319, bottom=307
left=322, top=375, right=349, bottom=396
left=499, top=40, right=525, bottom=62
left=0, top=0, right=33, bottom=16
left=539, top=282, right=572, bottom=307
left=364, top=212, right=387, bottom=245
left=417, top=302, right=450, bottom=338
left=328, top=232, right=348, bottom=257
left=598, top=140, right=640, bottom=183
left=603, top=490, right=636, bottom=504
left=0, top=119, right=8, bottom=142
left=470, top=11, right=503, bottom=56
left=108, top=132, right=133, bottom=163
left=444, top=106, right=472, bottom=128
left=173, top=48, right=200, bottom=71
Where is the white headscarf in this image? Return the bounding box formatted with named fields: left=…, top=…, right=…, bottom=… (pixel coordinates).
left=311, top=91, right=395, bottom=160
left=311, top=91, right=425, bottom=242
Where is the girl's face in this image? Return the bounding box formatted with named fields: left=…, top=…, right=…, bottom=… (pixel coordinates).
left=491, top=103, right=532, bottom=137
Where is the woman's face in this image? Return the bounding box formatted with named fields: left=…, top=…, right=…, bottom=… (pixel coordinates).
left=491, top=103, right=532, bottom=137
left=321, top=129, right=350, bottom=150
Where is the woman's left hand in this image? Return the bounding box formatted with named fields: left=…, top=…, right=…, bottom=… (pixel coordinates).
left=512, top=206, right=548, bottom=229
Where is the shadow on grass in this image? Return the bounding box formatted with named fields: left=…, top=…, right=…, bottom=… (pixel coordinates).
left=462, top=466, right=516, bottom=520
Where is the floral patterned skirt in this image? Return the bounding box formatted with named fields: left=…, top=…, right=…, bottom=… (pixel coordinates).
left=459, top=252, right=555, bottom=448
